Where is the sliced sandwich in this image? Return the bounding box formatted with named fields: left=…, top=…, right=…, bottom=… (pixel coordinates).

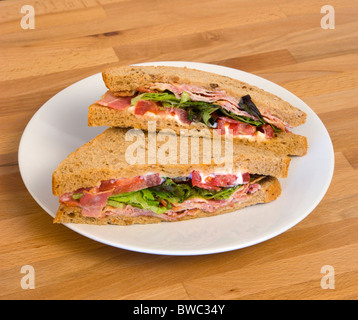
left=88, top=65, right=308, bottom=156
left=52, top=128, right=288, bottom=225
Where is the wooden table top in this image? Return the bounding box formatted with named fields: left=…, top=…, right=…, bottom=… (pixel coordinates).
left=1, top=0, right=357, bottom=300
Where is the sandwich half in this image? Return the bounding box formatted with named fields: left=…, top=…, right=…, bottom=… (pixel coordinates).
left=53, top=128, right=287, bottom=225
left=88, top=65, right=308, bottom=156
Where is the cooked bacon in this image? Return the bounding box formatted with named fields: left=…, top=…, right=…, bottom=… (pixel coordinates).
left=95, top=91, right=132, bottom=110
left=231, top=183, right=260, bottom=201
left=217, top=117, right=257, bottom=136
left=103, top=204, right=190, bottom=221
left=258, top=124, right=274, bottom=139
left=143, top=173, right=164, bottom=187
left=59, top=193, right=80, bottom=207
left=134, top=100, right=191, bottom=124
left=191, top=171, right=220, bottom=190
left=151, top=83, right=227, bottom=102
left=167, top=106, right=191, bottom=124
left=104, top=205, right=159, bottom=218
left=216, top=117, right=276, bottom=139
left=79, top=189, right=113, bottom=217
left=210, top=174, right=238, bottom=187
left=134, top=100, right=161, bottom=115
left=247, top=183, right=261, bottom=194
left=242, top=172, right=251, bottom=184
left=191, top=170, right=249, bottom=190
left=111, top=176, right=144, bottom=194
left=261, top=111, right=292, bottom=132
left=59, top=174, right=163, bottom=218
left=99, top=174, right=163, bottom=194
left=59, top=187, right=91, bottom=207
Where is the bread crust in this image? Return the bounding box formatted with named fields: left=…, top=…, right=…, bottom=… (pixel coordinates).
left=102, top=65, right=307, bottom=127
left=54, top=176, right=281, bottom=225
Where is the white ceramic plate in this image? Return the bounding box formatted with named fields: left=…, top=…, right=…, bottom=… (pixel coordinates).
left=18, top=61, right=334, bottom=255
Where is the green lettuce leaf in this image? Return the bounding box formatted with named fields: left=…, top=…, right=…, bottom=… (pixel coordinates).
left=130, top=92, right=180, bottom=106
left=107, top=178, right=243, bottom=214
left=194, top=184, right=243, bottom=200
left=130, top=91, right=282, bottom=131
left=72, top=193, right=83, bottom=200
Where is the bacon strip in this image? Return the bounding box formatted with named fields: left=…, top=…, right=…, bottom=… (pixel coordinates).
left=80, top=189, right=113, bottom=217
left=216, top=117, right=276, bottom=139
left=261, top=111, right=292, bottom=132
left=96, top=91, right=132, bottom=110
left=151, top=83, right=227, bottom=103
left=191, top=170, right=250, bottom=190
left=134, top=100, right=160, bottom=115
left=191, top=171, right=219, bottom=191
left=60, top=174, right=163, bottom=218
left=257, top=124, right=274, bottom=139
left=217, top=117, right=257, bottom=136
left=59, top=187, right=90, bottom=207
left=99, top=174, right=163, bottom=194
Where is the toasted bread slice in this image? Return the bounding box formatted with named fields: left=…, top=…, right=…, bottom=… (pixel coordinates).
left=52, top=127, right=290, bottom=196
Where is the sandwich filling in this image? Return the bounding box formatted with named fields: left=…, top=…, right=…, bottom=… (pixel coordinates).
left=59, top=171, right=264, bottom=221
left=95, top=83, right=291, bottom=139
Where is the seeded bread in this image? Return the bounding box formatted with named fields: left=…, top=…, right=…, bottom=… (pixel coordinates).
left=102, top=65, right=306, bottom=127
left=53, top=176, right=281, bottom=225
left=52, top=127, right=290, bottom=196
left=88, top=103, right=308, bottom=156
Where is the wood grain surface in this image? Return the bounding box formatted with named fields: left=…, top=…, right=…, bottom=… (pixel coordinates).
left=1, top=0, right=358, bottom=300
